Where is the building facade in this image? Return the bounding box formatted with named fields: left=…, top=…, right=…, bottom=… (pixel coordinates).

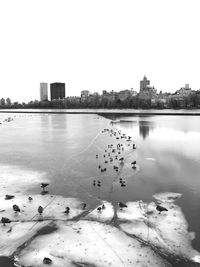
left=81, top=90, right=90, bottom=102
left=6, top=98, right=11, bottom=105
left=50, top=83, right=65, bottom=100
left=139, top=76, right=157, bottom=98
left=140, top=75, right=150, bottom=91
left=176, top=84, right=192, bottom=96
left=40, top=83, right=48, bottom=101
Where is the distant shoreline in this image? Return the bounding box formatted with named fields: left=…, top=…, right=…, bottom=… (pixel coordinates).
left=1, top=109, right=200, bottom=116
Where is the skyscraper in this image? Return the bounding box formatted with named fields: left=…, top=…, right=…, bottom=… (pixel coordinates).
left=140, top=75, right=150, bottom=91
left=50, top=83, right=65, bottom=100
left=40, top=83, right=48, bottom=101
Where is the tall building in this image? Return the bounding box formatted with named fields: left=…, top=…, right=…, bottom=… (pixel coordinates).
left=40, top=83, right=48, bottom=101
left=0, top=98, right=5, bottom=106
left=81, top=90, right=90, bottom=102
left=176, top=84, right=192, bottom=96
left=6, top=98, right=11, bottom=105
left=140, top=75, right=150, bottom=91
left=139, top=76, right=157, bottom=98
left=50, top=83, right=65, bottom=100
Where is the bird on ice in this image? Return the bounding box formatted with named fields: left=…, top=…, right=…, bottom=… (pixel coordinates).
left=119, top=202, right=128, bottom=209
left=156, top=205, right=168, bottom=214
left=40, top=183, right=49, bottom=191
left=64, top=207, right=70, bottom=214
left=13, top=204, right=20, bottom=213
left=5, top=195, right=15, bottom=200
left=38, top=206, right=44, bottom=215
left=1, top=217, right=11, bottom=226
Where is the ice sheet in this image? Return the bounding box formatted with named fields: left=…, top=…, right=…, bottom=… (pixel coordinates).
left=16, top=220, right=171, bottom=267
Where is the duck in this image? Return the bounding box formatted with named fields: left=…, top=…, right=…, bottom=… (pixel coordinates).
left=28, top=196, right=33, bottom=201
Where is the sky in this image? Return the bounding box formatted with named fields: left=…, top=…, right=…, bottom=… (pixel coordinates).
left=0, top=0, right=200, bottom=102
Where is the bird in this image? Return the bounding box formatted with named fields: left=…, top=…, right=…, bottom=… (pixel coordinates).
left=93, top=180, right=96, bottom=186
left=38, top=206, right=44, bottom=215
left=28, top=196, right=33, bottom=201
left=133, top=144, right=136, bottom=149
left=64, top=207, right=70, bottom=214
left=1, top=217, right=11, bottom=226
left=98, top=165, right=101, bottom=169
left=131, top=161, right=136, bottom=165
left=102, top=204, right=105, bottom=209
left=43, top=257, right=52, bottom=265
left=81, top=203, right=87, bottom=210
left=156, top=205, right=168, bottom=214
left=119, top=202, right=128, bottom=209
left=121, top=183, right=126, bottom=187
left=5, top=194, right=15, bottom=200
left=13, top=204, right=20, bottom=213
left=96, top=155, right=98, bottom=158
left=97, top=206, right=102, bottom=212
left=40, top=183, right=49, bottom=191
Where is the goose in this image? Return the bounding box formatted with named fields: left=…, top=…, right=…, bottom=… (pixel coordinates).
left=97, top=206, right=102, bottom=212
left=38, top=206, right=44, bottom=215
left=1, top=217, right=11, bottom=226
left=43, top=257, right=52, bottom=265
left=64, top=207, right=70, bottom=214
left=131, top=161, right=136, bottom=165
left=119, top=202, right=128, bottom=209
left=5, top=195, right=15, bottom=200
left=40, top=183, right=49, bottom=191
left=13, top=204, right=20, bottom=213
left=156, top=205, right=168, bottom=214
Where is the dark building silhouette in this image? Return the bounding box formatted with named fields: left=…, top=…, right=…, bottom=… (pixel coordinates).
left=50, top=83, right=65, bottom=100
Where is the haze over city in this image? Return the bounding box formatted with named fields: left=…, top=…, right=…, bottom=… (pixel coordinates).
left=1, top=0, right=200, bottom=102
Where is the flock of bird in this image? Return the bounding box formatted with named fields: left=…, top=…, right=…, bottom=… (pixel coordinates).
left=92, top=128, right=137, bottom=189
left=1, top=126, right=168, bottom=229
left=0, top=123, right=169, bottom=266
left=92, top=126, right=168, bottom=214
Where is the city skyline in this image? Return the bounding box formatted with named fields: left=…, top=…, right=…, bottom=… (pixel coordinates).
left=1, top=0, right=200, bottom=102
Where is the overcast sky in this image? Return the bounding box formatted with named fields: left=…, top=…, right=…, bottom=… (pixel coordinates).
left=0, top=0, right=200, bottom=102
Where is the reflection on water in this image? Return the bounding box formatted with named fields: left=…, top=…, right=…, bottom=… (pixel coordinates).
left=139, top=120, right=155, bottom=139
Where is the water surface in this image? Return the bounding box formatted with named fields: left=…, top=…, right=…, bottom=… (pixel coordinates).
left=0, top=113, right=200, bottom=267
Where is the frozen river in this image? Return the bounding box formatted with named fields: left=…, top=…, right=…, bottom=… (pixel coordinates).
left=0, top=112, right=200, bottom=267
